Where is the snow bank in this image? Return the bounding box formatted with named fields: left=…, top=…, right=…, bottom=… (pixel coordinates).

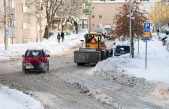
left=88, top=57, right=155, bottom=93
left=0, top=85, right=44, bottom=109
left=0, top=33, right=84, bottom=60
left=0, top=51, right=9, bottom=61
left=113, top=37, right=169, bottom=84
left=99, top=33, right=169, bottom=85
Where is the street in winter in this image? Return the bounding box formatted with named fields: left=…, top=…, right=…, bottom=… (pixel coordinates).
left=0, top=0, right=169, bottom=109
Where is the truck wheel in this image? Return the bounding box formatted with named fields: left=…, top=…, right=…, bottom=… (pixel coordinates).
left=77, top=63, right=85, bottom=66
left=101, top=50, right=106, bottom=60
left=24, top=68, right=28, bottom=73
left=106, top=50, right=110, bottom=58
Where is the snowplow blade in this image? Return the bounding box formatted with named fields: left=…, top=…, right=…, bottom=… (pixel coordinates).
left=74, top=48, right=101, bottom=65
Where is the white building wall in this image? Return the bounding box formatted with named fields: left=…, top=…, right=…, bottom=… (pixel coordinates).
left=0, top=0, right=39, bottom=44
left=0, top=0, right=4, bottom=44
left=15, top=0, right=24, bottom=43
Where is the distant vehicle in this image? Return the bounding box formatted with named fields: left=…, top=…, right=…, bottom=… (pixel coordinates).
left=64, top=31, right=71, bottom=35
left=114, top=45, right=130, bottom=56
left=22, top=49, right=50, bottom=73
left=161, top=24, right=169, bottom=34
left=161, top=37, right=168, bottom=45
left=95, top=28, right=106, bottom=34
left=78, top=29, right=88, bottom=33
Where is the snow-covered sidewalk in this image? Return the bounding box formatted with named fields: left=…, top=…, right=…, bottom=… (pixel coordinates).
left=0, top=32, right=85, bottom=60
left=0, top=85, right=43, bottom=109
left=116, top=36, right=169, bottom=84
left=94, top=34, right=169, bottom=84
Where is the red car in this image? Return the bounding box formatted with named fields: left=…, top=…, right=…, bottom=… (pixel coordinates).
left=22, top=49, right=50, bottom=73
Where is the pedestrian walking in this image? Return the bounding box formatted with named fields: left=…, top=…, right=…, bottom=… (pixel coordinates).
left=156, top=28, right=160, bottom=36
left=57, top=33, right=61, bottom=43
left=61, top=31, right=65, bottom=42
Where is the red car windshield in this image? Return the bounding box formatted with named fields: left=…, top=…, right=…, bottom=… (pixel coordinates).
left=25, top=51, right=44, bottom=57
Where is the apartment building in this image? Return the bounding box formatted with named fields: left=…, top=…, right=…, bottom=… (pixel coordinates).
left=90, top=0, right=158, bottom=32
left=0, top=0, right=39, bottom=44
left=90, top=0, right=125, bottom=32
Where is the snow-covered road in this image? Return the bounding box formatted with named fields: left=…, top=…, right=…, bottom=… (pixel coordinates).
left=0, top=49, right=169, bottom=109
left=0, top=52, right=109, bottom=109
left=0, top=32, right=169, bottom=109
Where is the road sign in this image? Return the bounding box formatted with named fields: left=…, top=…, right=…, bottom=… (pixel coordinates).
left=143, top=37, right=150, bottom=41
left=143, top=32, right=151, bottom=37
left=144, top=22, right=150, bottom=32
left=143, top=22, right=151, bottom=69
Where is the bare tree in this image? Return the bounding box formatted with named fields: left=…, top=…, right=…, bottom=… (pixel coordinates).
left=57, top=0, right=83, bottom=32
left=41, top=0, right=63, bottom=38
left=25, top=0, right=83, bottom=38
left=0, top=0, right=4, bottom=29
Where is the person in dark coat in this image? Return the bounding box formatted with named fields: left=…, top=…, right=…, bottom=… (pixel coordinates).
left=57, top=33, right=61, bottom=43
left=156, top=28, right=160, bottom=36
left=61, top=31, right=65, bottom=42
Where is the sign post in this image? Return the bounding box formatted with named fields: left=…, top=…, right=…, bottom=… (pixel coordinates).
left=145, top=40, right=147, bottom=69
left=143, top=22, right=151, bottom=69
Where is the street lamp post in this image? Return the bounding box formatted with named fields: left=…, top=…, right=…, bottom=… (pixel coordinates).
left=83, top=0, right=92, bottom=47
left=129, top=0, right=132, bottom=58
left=4, top=0, right=7, bottom=51
left=160, top=0, right=163, bottom=23
left=155, top=0, right=157, bottom=30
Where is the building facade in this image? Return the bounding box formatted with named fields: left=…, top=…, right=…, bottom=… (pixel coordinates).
left=0, top=0, right=40, bottom=44
left=90, top=0, right=125, bottom=32
left=90, top=0, right=158, bottom=32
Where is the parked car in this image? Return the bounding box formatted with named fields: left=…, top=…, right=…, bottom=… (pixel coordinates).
left=22, top=49, right=50, bottom=73
left=161, top=24, right=169, bottom=34
left=64, top=31, right=71, bottom=35
left=114, top=45, right=130, bottom=56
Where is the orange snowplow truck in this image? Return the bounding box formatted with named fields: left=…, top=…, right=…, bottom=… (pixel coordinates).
left=84, top=32, right=103, bottom=49
left=74, top=32, right=113, bottom=66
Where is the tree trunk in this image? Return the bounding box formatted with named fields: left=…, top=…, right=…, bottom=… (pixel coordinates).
left=44, top=25, right=49, bottom=39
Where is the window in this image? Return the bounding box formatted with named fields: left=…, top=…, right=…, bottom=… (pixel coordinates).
left=92, top=15, right=95, bottom=18
left=23, top=22, right=30, bottom=29
left=99, top=15, right=102, bottom=18
left=26, top=51, right=44, bottom=57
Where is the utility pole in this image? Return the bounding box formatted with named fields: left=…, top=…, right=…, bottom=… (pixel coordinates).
left=9, top=0, right=13, bottom=44
left=4, top=0, right=7, bottom=50
left=129, top=0, right=132, bottom=58
left=155, top=0, right=157, bottom=30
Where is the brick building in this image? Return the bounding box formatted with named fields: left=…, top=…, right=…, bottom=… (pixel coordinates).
left=90, top=0, right=126, bottom=32
left=90, top=0, right=157, bottom=32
